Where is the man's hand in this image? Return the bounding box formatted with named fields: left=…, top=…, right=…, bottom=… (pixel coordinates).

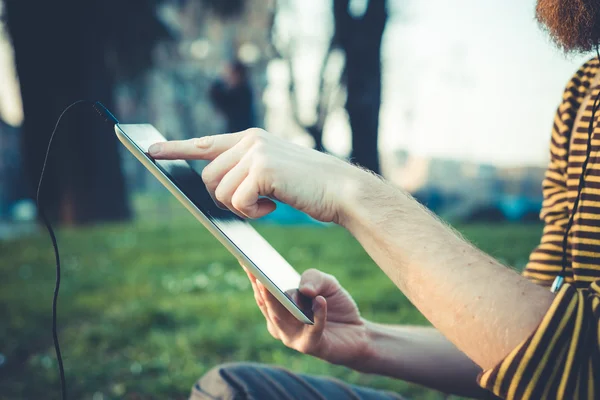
left=150, top=127, right=554, bottom=372
left=149, top=129, right=366, bottom=223
left=243, top=266, right=370, bottom=368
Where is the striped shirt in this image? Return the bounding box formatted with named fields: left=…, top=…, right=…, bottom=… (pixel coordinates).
left=477, top=58, right=600, bottom=399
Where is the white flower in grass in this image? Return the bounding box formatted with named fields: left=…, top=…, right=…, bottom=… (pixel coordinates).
left=193, top=273, right=209, bottom=289
left=130, top=361, right=143, bottom=375
left=208, top=262, right=224, bottom=276
left=224, top=271, right=250, bottom=290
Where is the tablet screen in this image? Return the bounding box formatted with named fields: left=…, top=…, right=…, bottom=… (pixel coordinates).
left=117, top=124, right=311, bottom=319
left=152, top=157, right=303, bottom=292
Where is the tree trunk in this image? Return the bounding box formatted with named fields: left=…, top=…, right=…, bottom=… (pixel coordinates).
left=334, top=0, right=387, bottom=174
left=5, top=1, right=131, bottom=225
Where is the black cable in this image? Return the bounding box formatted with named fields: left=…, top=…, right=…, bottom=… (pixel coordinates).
left=36, top=99, right=93, bottom=400
left=556, top=45, right=600, bottom=292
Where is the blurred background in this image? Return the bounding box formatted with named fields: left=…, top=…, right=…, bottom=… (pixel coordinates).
left=0, top=0, right=589, bottom=399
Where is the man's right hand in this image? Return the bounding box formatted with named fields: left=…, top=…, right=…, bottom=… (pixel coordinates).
left=244, top=267, right=371, bottom=368
left=149, top=129, right=368, bottom=224
left=244, top=266, right=488, bottom=398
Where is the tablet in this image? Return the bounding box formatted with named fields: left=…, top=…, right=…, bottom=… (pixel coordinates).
left=114, top=124, right=314, bottom=324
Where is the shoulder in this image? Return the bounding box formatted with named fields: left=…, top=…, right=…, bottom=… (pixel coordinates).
left=561, top=57, right=599, bottom=101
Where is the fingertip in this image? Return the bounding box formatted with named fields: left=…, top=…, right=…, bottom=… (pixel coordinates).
left=318, top=295, right=326, bottom=306
left=148, top=143, right=162, bottom=157
left=312, top=295, right=326, bottom=312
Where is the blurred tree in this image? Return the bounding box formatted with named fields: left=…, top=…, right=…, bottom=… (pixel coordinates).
left=3, top=0, right=245, bottom=225
left=3, top=1, right=168, bottom=224
left=277, top=0, right=387, bottom=174
left=200, top=0, right=245, bottom=19
left=335, top=0, right=387, bottom=174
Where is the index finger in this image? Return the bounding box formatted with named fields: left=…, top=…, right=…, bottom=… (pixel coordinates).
left=148, top=133, right=244, bottom=160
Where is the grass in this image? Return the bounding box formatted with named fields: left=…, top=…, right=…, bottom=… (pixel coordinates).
left=0, top=196, right=543, bottom=399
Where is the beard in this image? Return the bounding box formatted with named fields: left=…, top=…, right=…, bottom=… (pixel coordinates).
left=536, top=0, right=600, bottom=53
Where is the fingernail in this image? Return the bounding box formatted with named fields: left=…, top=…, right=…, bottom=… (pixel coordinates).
left=148, top=143, right=162, bottom=156
left=312, top=297, right=321, bottom=312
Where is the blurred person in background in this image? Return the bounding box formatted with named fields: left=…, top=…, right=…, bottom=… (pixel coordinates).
left=149, top=0, right=600, bottom=399
left=209, top=59, right=256, bottom=133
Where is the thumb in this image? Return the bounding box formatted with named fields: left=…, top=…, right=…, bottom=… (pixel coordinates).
left=307, top=296, right=327, bottom=342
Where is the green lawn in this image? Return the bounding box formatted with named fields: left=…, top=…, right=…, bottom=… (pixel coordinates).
left=0, top=200, right=543, bottom=400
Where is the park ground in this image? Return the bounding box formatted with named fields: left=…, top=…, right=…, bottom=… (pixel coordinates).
left=0, top=196, right=543, bottom=399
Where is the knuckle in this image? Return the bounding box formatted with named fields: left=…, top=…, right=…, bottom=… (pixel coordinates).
left=251, top=151, right=271, bottom=173
left=271, top=312, right=282, bottom=325
left=246, top=128, right=267, bottom=140
left=231, top=194, right=248, bottom=214
left=303, top=268, right=323, bottom=283
left=193, top=136, right=212, bottom=148
left=326, top=273, right=339, bottom=286
left=304, top=268, right=320, bottom=277
left=245, top=130, right=270, bottom=149
left=250, top=140, right=269, bottom=160
left=214, top=185, right=228, bottom=203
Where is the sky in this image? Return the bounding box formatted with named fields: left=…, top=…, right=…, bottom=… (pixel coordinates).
left=384, top=0, right=589, bottom=166
left=0, top=0, right=592, bottom=167
left=283, top=0, right=590, bottom=166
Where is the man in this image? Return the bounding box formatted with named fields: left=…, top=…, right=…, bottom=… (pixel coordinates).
left=148, top=1, right=600, bottom=398
left=209, top=59, right=256, bottom=133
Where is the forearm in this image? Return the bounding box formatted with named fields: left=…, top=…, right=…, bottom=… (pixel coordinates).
left=339, top=171, right=554, bottom=370
left=352, top=322, right=488, bottom=398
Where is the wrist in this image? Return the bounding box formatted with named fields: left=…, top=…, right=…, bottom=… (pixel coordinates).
left=335, top=165, right=413, bottom=232
left=335, top=166, right=383, bottom=229
left=341, top=319, right=381, bottom=373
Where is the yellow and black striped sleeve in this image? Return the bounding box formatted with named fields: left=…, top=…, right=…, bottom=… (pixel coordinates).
left=477, top=282, right=600, bottom=399
left=522, top=60, right=595, bottom=286
left=476, top=61, right=600, bottom=399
